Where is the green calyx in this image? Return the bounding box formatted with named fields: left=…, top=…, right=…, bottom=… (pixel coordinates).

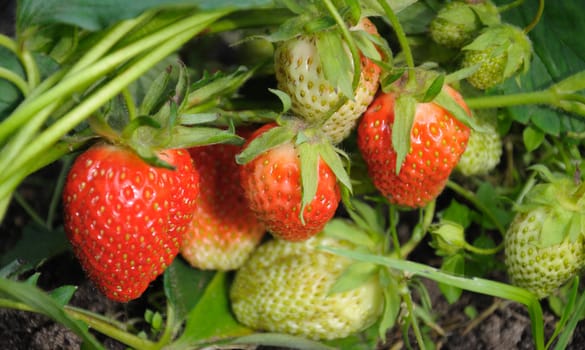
left=462, top=23, right=532, bottom=90
left=516, top=167, right=585, bottom=247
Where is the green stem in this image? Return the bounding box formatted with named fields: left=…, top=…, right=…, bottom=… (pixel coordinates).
left=401, top=289, right=426, bottom=349
left=388, top=205, right=402, bottom=254
left=65, top=306, right=158, bottom=350
left=376, top=0, right=415, bottom=83
left=13, top=192, right=47, bottom=229
left=400, top=200, right=436, bottom=258
left=21, top=49, right=41, bottom=89
left=155, top=304, right=175, bottom=348
left=0, top=66, right=30, bottom=95
left=446, top=180, right=506, bottom=237
left=464, top=241, right=503, bottom=255
left=207, top=8, right=293, bottom=33
left=323, top=247, right=546, bottom=350
left=47, top=156, right=74, bottom=230
left=0, top=10, right=229, bottom=186
left=497, top=0, right=524, bottom=13
left=524, top=0, right=544, bottom=34
left=0, top=33, right=18, bottom=53
left=465, top=90, right=558, bottom=109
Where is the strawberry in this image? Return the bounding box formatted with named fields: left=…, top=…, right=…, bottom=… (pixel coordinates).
left=504, top=173, right=585, bottom=299
left=63, top=144, right=199, bottom=302
left=357, top=85, right=471, bottom=208
left=274, top=17, right=381, bottom=144
left=456, top=110, right=502, bottom=176
left=429, top=0, right=500, bottom=49
left=230, top=233, right=384, bottom=340
left=181, top=136, right=265, bottom=271
left=461, top=23, right=532, bottom=90
left=238, top=123, right=341, bottom=241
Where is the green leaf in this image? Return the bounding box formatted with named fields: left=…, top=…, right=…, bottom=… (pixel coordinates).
left=176, top=272, right=253, bottom=344
left=298, top=142, right=320, bottom=225
left=329, top=262, right=379, bottom=294
left=0, top=47, right=24, bottom=120
left=522, top=125, right=545, bottom=152
left=0, top=223, right=69, bottom=267
left=316, top=29, right=354, bottom=99
left=17, top=0, right=272, bottom=31
left=321, top=219, right=377, bottom=248
left=0, top=278, right=104, bottom=349
left=317, top=142, right=352, bottom=192
left=392, top=94, right=416, bottom=174
left=377, top=270, right=401, bottom=339
left=441, top=200, right=472, bottom=229
left=49, top=285, right=78, bottom=306
left=163, top=258, right=216, bottom=328
left=438, top=254, right=465, bottom=304
left=235, top=125, right=295, bottom=164
left=233, top=333, right=337, bottom=350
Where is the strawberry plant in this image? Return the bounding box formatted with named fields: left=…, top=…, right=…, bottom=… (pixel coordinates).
left=2, top=0, right=585, bottom=349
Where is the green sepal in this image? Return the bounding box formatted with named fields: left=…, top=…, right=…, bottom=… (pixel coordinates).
left=298, top=141, right=320, bottom=225
left=421, top=74, right=444, bottom=103
left=445, top=64, right=481, bottom=84
left=392, top=94, right=417, bottom=174
left=329, top=261, right=379, bottom=294
left=179, top=113, right=219, bottom=125
left=121, top=115, right=161, bottom=140
left=322, top=218, right=377, bottom=249
left=381, top=69, right=405, bottom=92
left=539, top=208, right=573, bottom=247
left=317, top=142, right=352, bottom=193
left=175, top=61, right=191, bottom=111
left=268, top=88, right=292, bottom=113
left=139, top=64, right=172, bottom=116
left=235, top=125, right=295, bottom=164
left=377, top=269, right=401, bottom=339
left=316, top=29, right=354, bottom=99
left=169, top=126, right=243, bottom=149
left=351, top=28, right=381, bottom=62
left=433, top=89, right=476, bottom=130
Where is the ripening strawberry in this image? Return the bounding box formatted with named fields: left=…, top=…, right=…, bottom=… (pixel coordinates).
left=63, top=144, right=199, bottom=302
left=456, top=111, right=502, bottom=176
left=230, top=233, right=384, bottom=340
left=505, top=176, right=585, bottom=299
left=274, top=18, right=381, bottom=145
left=181, top=138, right=265, bottom=270
left=357, top=86, right=471, bottom=208
left=239, top=124, right=341, bottom=241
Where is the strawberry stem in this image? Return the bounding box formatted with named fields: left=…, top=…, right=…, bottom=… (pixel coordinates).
left=376, top=0, right=415, bottom=84
left=399, top=200, right=436, bottom=258
left=523, top=0, right=545, bottom=34
left=0, top=66, right=29, bottom=95
left=465, top=90, right=558, bottom=109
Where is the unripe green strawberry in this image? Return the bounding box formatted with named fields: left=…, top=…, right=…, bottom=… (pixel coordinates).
left=274, top=18, right=381, bottom=144
left=230, top=234, right=383, bottom=340
left=429, top=0, right=500, bottom=48
left=456, top=111, right=502, bottom=176
left=461, top=24, right=532, bottom=90
left=505, top=175, right=585, bottom=299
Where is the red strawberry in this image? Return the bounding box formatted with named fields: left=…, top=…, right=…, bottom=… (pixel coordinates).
left=181, top=134, right=266, bottom=270
left=357, top=86, right=471, bottom=208
left=239, top=124, right=341, bottom=241
left=274, top=18, right=382, bottom=145
left=63, top=144, right=199, bottom=302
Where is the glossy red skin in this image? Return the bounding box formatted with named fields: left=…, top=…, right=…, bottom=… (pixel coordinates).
left=63, top=144, right=199, bottom=302
left=357, top=86, right=470, bottom=208
left=182, top=131, right=266, bottom=270
left=240, top=124, right=341, bottom=242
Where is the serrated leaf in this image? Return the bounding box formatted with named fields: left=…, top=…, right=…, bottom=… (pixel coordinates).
left=322, top=219, right=377, bottom=248
left=317, top=142, right=352, bottom=192
left=163, top=258, right=216, bottom=328
left=176, top=272, right=253, bottom=344
left=298, top=142, right=320, bottom=225
left=329, top=262, right=379, bottom=294
left=316, top=29, right=354, bottom=99
left=49, top=285, right=78, bottom=306
left=235, top=125, right=295, bottom=164
left=0, top=222, right=69, bottom=267
left=392, top=94, right=416, bottom=174
left=438, top=254, right=465, bottom=304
